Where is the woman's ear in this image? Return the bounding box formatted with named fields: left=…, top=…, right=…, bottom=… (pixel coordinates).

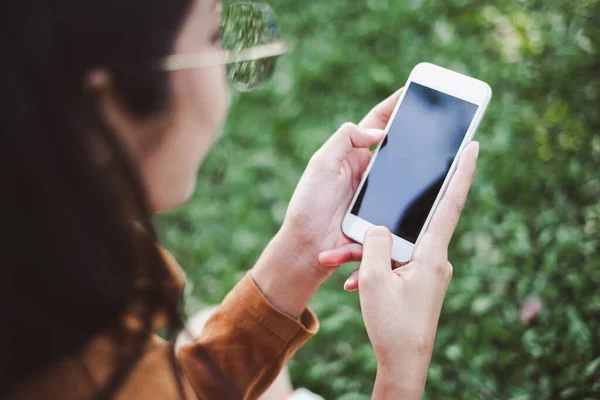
left=85, top=68, right=112, bottom=92
left=84, top=68, right=124, bottom=123
left=83, top=68, right=145, bottom=160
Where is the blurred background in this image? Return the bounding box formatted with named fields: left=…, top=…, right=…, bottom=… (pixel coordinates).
left=157, top=0, right=600, bottom=398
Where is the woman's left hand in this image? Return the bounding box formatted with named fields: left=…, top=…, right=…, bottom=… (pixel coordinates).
left=251, top=89, right=401, bottom=318
left=282, top=89, right=403, bottom=276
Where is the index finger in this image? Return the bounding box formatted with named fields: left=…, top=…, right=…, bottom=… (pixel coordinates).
left=358, top=88, right=403, bottom=130
left=413, top=141, right=479, bottom=262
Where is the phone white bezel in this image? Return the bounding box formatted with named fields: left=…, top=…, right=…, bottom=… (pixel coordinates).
left=342, top=62, right=492, bottom=263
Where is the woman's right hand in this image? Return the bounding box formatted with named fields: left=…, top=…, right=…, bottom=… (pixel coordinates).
left=356, top=141, right=479, bottom=399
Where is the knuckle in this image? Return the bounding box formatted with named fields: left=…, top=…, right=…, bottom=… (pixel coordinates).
left=358, top=269, right=376, bottom=289
left=446, top=261, right=454, bottom=281
left=450, top=198, right=465, bottom=216
left=411, top=335, right=434, bottom=357
left=339, top=122, right=357, bottom=133
left=433, top=261, right=448, bottom=277
left=416, top=337, right=433, bottom=357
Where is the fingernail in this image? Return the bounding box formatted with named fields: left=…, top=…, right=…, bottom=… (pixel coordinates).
left=319, top=249, right=339, bottom=267
left=474, top=141, right=480, bottom=159
left=318, top=251, right=327, bottom=264
left=344, top=277, right=356, bottom=290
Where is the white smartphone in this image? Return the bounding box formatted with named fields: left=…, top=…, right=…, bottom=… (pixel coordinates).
left=342, top=62, right=492, bottom=263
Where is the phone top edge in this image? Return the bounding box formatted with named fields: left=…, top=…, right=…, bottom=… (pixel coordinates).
left=411, top=61, right=490, bottom=86
left=409, top=62, right=492, bottom=105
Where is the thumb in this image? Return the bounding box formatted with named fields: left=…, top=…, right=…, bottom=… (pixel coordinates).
left=358, top=226, right=393, bottom=289
left=315, top=123, right=384, bottom=171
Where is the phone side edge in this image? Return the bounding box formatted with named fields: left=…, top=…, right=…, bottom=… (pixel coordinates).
left=413, top=82, right=492, bottom=246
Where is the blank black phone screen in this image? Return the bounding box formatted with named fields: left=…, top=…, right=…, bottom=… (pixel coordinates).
left=351, top=82, right=478, bottom=243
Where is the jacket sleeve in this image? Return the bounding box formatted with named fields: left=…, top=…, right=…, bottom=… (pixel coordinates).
left=177, top=272, right=319, bottom=400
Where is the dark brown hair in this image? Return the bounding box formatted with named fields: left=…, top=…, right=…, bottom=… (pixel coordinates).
left=0, top=0, right=193, bottom=398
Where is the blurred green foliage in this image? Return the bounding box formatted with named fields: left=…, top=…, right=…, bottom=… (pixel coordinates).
left=157, top=0, right=600, bottom=398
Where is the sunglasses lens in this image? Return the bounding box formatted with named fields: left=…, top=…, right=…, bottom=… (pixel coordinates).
left=222, top=3, right=280, bottom=92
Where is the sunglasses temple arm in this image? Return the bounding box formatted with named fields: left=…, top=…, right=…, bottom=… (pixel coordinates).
left=161, top=41, right=289, bottom=72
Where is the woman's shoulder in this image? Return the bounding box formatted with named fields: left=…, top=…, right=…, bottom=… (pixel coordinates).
left=7, top=333, right=197, bottom=400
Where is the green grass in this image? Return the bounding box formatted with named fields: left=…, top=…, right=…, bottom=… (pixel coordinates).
left=156, top=0, right=600, bottom=398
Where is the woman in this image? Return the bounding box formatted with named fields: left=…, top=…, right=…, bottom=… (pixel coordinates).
left=1, top=0, right=479, bottom=399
